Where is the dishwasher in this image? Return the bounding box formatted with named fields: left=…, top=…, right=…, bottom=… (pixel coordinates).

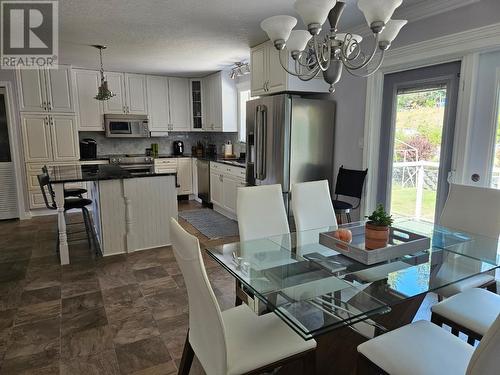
left=197, top=159, right=211, bottom=206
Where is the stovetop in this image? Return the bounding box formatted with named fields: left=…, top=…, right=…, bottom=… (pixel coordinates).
left=109, top=155, right=154, bottom=165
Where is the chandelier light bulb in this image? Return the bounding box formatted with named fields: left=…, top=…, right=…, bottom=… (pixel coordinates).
left=261, top=15, right=297, bottom=49
left=357, top=0, right=403, bottom=27
left=294, top=0, right=337, bottom=34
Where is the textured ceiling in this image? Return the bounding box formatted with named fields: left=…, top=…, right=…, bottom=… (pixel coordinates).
left=59, top=0, right=425, bottom=76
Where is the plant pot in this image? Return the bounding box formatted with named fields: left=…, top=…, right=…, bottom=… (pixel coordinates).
left=365, top=222, right=390, bottom=250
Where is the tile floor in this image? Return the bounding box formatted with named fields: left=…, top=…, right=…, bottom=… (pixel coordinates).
left=0, top=201, right=236, bottom=375
left=0, top=200, right=440, bottom=375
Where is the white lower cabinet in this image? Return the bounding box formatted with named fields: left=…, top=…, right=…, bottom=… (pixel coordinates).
left=210, top=162, right=246, bottom=219
left=154, top=157, right=193, bottom=195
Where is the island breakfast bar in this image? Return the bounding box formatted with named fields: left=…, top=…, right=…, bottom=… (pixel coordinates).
left=48, top=164, right=178, bottom=265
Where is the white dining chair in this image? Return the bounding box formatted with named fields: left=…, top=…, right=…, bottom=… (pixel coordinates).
left=436, top=183, right=500, bottom=298
left=291, top=180, right=338, bottom=232
left=237, top=184, right=290, bottom=242
left=356, top=313, right=500, bottom=375
left=431, top=288, right=500, bottom=345
left=170, top=218, right=317, bottom=375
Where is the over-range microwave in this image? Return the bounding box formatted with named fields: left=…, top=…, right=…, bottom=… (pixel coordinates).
left=104, top=114, right=150, bottom=138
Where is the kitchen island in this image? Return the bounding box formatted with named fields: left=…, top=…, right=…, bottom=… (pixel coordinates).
left=49, top=164, right=178, bottom=265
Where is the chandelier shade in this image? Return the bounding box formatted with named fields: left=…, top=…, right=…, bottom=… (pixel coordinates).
left=357, top=0, right=403, bottom=26
left=294, top=0, right=337, bottom=30
left=286, top=30, right=312, bottom=53
left=260, top=15, right=297, bottom=46
left=379, top=19, right=407, bottom=43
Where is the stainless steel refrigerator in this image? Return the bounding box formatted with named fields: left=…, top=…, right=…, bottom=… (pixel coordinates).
left=246, top=94, right=335, bottom=213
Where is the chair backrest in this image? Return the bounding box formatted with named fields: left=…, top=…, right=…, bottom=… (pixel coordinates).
left=440, top=183, right=500, bottom=238
left=236, top=184, right=290, bottom=242
left=466, top=313, right=500, bottom=375
left=37, top=173, right=56, bottom=210
left=292, top=180, right=338, bottom=232
left=334, top=165, right=368, bottom=200
left=169, top=218, right=227, bottom=375
left=41, top=165, right=48, bottom=174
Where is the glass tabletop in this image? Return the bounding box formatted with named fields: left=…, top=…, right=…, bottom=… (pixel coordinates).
left=206, top=220, right=499, bottom=339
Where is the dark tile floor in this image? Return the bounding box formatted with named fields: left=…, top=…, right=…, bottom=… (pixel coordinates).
left=0, top=200, right=441, bottom=375
left=0, top=201, right=235, bottom=375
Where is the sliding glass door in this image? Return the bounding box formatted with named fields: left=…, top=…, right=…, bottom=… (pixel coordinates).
left=377, top=62, right=461, bottom=222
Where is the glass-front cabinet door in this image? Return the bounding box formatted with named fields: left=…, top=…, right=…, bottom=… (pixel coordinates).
left=190, top=79, right=203, bottom=131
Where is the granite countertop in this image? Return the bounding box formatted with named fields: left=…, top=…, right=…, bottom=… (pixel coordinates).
left=49, top=164, right=177, bottom=184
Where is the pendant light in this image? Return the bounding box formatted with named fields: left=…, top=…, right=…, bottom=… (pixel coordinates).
left=93, top=45, right=115, bottom=101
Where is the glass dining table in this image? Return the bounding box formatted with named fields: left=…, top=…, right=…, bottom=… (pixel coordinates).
left=206, top=218, right=500, bottom=340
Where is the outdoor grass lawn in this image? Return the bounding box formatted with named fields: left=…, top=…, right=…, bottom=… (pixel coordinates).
left=391, top=186, right=437, bottom=221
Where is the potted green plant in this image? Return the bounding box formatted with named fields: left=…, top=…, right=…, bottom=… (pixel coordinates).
left=365, top=204, right=394, bottom=250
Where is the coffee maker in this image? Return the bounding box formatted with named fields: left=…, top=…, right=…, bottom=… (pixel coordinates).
left=173, top=140, right=184, bottom=156
left=79, top=138, right=97, bottom=159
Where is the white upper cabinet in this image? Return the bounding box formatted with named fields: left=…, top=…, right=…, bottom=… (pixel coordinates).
left=250, top=41, right=330, bottom=96
left=147, top=76, right=170, bottom=132
left=168, top=77, right=190, bottom=131
left=73, top=69, right=104, bottom=131
left=103, top=72, right=147, bottom=115
left=103, top=72, right=127, bottom=114
left=17, top=66, right=75, bottom=113
left=125, top=73, right=148, bottom=114
left=250, top=44, right=268, bottom=97
left=202, top=72, right=237, bottom=132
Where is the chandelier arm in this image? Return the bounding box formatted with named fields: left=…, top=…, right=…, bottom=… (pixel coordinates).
left=344, top=50, right=386, bottom=78
left=277, top=49, right=319, bottom=79
left=341, top=33, right=380, bottom=71
left=312, top=35, right=331, bottom=72
left=294, top=60, right=321, bottom=81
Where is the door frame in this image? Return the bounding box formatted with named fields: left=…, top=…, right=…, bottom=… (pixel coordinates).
left=361, top=22, right=500, bottom=217
left=0, top=81, right=30, bottom=219
left=377, top=64, right=461, bottom=221
left=484, top=67, right=500, bottom=187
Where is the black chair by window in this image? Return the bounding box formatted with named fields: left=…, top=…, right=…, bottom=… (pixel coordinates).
left=37, top=173, right=98, bottom=255
left=42, top=165, right=87, bottom=198
left=333, top=165, right=368, bottom=224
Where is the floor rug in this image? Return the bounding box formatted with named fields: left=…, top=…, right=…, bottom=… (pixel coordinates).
left=179, top=209, right=239, bottom=239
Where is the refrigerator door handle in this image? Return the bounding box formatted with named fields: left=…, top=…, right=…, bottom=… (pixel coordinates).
left=254, top=105, right=261, bottom=180
left=259, top=105, right=267, bottom=180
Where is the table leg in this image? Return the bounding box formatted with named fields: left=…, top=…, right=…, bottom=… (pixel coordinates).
left=53, top=184, right=69, bottom=265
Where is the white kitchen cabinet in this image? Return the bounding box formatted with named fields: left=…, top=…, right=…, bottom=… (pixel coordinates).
left=21, top=113, right=79, bottom=163
left=250, top=41, right=330, bottom=96
left=210, top=162, right=246, bottom=219
left=73, top=69, right=104, bottom=131
left=210, top=171, right=223, bottom=206
left=177, top=158, right=193, bottom=194
left=147, top=75, right=170, bottom=132
left=202, top=72, right=237, bottom=132
left=50, top=115, right=79, bottom=161
left=103, top=72, right=127, bottom=114
left=168, top=77, right=190, bottom=131
left=250, top=44, right=268, bottom=96
left=17, top=66, right=75, bottom=113
left=103, top=72, right=147, bottom=115
left=125, top=73, right=148, bottom=114
left=189, top=80, right=204, bottom=131
left=21, top=114, right=52, bottom=162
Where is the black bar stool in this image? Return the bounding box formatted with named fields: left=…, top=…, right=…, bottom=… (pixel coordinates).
left=333, top=165, right=368, bottom=224
left=37, top=173, right=98, bottom=256
left=42, top=165, right=87, bottom=198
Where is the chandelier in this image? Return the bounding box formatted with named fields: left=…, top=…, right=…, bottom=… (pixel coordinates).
left=93, top=45, right=116, bottom=101
left=260, top=0, right=407, bottom=93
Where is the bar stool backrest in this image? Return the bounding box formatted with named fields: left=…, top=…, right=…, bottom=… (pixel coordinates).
left=37, top=173, right=56, bottom=210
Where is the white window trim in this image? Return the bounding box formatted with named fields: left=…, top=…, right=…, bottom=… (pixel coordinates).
left=236, top=80, right=251, bottom=143
left=485, top=67, right=500, bottom=187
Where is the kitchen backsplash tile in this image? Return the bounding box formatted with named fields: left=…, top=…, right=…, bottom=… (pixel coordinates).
left=79, top=131, right=241, bottom=156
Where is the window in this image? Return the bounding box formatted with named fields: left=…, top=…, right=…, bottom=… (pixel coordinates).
left=237, top=83, right=253, bottom=143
